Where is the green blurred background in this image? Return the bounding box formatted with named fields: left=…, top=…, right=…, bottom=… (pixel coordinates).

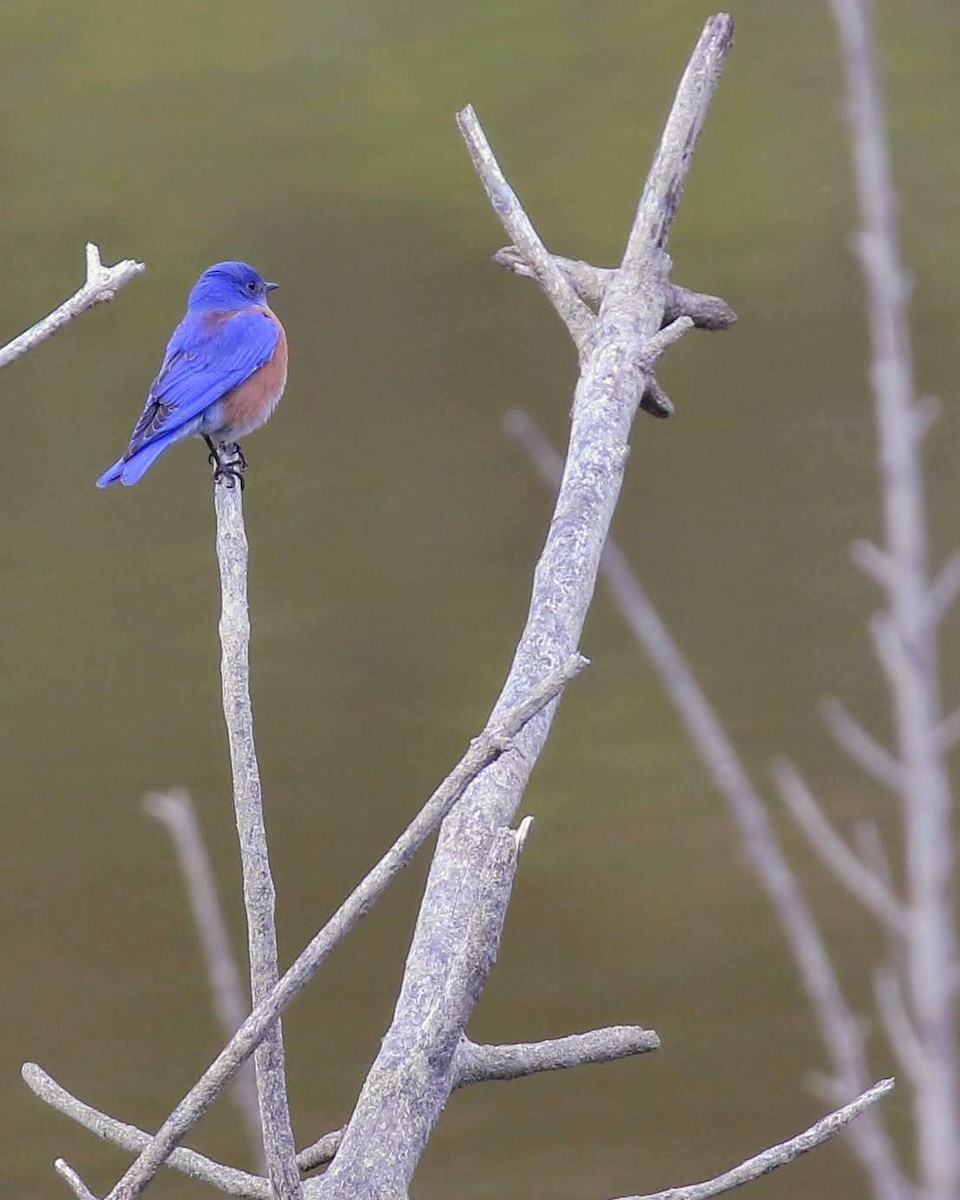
left=3, top=1, right=959, bottom=1196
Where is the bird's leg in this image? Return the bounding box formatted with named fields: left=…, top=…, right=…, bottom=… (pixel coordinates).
left=205, top=437, right=247, bottom=491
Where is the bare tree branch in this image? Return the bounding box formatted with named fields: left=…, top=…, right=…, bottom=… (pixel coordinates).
left=456, top=1026, right=660, bottom=1086
left=143, top=790, right=265, bottom=1173
left=772, top=758, right=908, bottom=935
left=295, top=1023, right=661, bottom=1175
left=827, top=2, right=960, bottom=1195
left=874, top=967, right=926, bottom=1090
left=491, top=248, right=737, bottom=330
left=308, top=21, right=735, bottom=1200
left=618, top=1079, right=895, bottom=1200
left=0, top=243, right=144, bottom=370
left=22, top=1064, right=270, bottom=1200
left=65, top=655, right=584, bottom=1200
left=54, top=1159, right=98, bottom=1200
left=214, top=484, right=301, bottom=1200
left=818, top=697, right=901, bottom=790
left=457, top=106, right=595, bottom=349
left=504, top=408, right=908, bottom=1200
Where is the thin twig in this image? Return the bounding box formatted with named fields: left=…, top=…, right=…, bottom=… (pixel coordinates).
left=22, top=1064, right=270, bottom=1200
left=618, top=1078, right=895, bottom=1200
left=772, top=758, right=908, bottom=936
left=873, top=967, right=926, bottom=1089
left=54, top=1160, right=98, bottom=1200
left=81, top=655, right=584, bottom=1200
left=610, top=13, right=734, bottom=300
left=818, top=697, right=901, bottom=790
left=828, top=1, right=960, bottom=1195
left=0, top=243, right=144, bottom=370
left=143, top=790, right=265, bottom=1172
left=504, top=409, right=907, bottom=1200
left=456, top=1026, right=660, bottom=1086
left=456, top=107, right=594, bottom=349
left=214, top=483, right=301, bottom=1200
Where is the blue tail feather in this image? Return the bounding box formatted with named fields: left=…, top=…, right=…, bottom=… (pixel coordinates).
left=96, top=430, right=183, bottom=488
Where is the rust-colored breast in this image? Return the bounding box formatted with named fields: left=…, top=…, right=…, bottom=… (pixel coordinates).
left=219, top=313, right=288, bottom=438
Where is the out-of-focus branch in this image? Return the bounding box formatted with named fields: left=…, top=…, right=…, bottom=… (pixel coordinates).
left=827, top=2, right=960, bottom=1197
left=457, top=110, right=594, bottom=349
left=69, top=655, right=584, bottom=1200
left=143, top=790, right=265, bottom=1173
left=504, top=408, right=908, bottom=1200
left=772, top=759, right=908, bottom=936
left=818, top=697, right=901, bottom=790
left=0, top=243, right=144, bottom=370
left=215, top=484, right=300, bottom=1200
left=619, top=1079, right=895, bottom=1200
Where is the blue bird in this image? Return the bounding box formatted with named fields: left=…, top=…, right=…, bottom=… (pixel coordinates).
left=97, top=260, right=287, bottom=488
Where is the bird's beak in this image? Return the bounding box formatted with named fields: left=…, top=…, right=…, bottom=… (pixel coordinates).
left=265, top=281, right=279, bottom=291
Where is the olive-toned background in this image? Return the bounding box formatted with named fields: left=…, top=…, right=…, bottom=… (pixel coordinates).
left=4, top=2, right=959, bottom=1197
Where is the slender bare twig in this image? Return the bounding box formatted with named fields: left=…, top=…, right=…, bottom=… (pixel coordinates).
left=504, top=409, right=908, bottom=1200
left=143, top=790, right=265, bottom=1172
left=54, top=1160, right=98, bottom=1200
left=818, top=697, right=901, bottom=790
left=873, top=968, right=926, bottom=1090
left=312, top=24, right=734, bottom=1200
left=772, top=759, right=908, bottom=936
left=827, top=2, right=960, bottom=1197
left=619, top=1079, right=895, bottom=1200
left=22, top=1064, right=270, bottom=1200
left=456, top=108, right=594, bottom=349
left=0, top=243, right=144, bottom=370
left=61, top=655, right=584, bottom=1200
left=214, top=484, right=301, bottom=1200
left=456, top=1027, right=660, bottom=1086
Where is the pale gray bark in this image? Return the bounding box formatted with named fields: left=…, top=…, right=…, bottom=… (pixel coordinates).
left=72, top=657, right=583, bottom=1200
left=620, top=1079, right=894, bottom=1200
left=215, top=483, right=302, bottom=1200
left=312, top=17, right=735, bottom=1200
left=0, top=243, right=143, bottom=370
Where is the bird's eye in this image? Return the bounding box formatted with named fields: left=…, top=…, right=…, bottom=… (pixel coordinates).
left=246, top=280, right=257, bottom=292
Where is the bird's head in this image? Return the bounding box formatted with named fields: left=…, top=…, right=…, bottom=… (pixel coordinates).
left=187, top=261, right=278, bottom=311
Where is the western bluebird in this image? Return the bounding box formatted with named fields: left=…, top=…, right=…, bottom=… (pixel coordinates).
left=96, top=260, right=287, bottom=489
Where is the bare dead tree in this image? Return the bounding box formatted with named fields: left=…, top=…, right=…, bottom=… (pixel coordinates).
left=21, top=13, right=898, bottom=1200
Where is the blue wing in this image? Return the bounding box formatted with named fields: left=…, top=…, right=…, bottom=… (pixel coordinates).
left=97, top=307, right=280, bottom=488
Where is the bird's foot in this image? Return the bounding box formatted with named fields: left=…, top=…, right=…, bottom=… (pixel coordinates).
left=207, top=439, right=247, bottom=491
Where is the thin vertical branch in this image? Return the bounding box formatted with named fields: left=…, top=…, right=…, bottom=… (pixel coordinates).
left=827, top=3, right=960, bottom=1197
left=215, top=483, right=302, bottom=1200
left=143, top=790, right=266, bottom=1173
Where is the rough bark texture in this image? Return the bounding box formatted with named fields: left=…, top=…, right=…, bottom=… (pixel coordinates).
left=313, top=17, right=735, bottom=1200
